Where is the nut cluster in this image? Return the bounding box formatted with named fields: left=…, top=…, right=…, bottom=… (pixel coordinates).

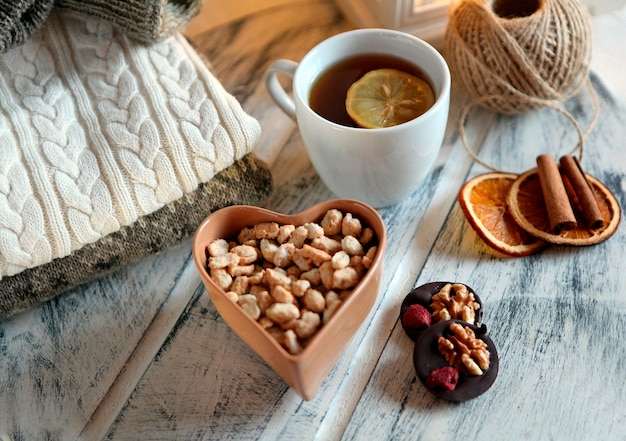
left=438, top=323, right=490, bottom=376
left=205, top=209, right=378, bottom=355
left=430, top=283, right=480, bottom=324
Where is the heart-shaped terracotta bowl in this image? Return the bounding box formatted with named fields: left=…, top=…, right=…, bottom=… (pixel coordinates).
left=192, top=199, right=386, bottom=400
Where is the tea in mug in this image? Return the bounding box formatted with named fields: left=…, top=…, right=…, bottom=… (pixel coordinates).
left=309, top=53, right=435, bottom=128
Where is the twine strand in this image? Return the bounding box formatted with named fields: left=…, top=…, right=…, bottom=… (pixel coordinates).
left=458, top=77, right=600, bottom=173
left=446, top=0, right=598, bottom=173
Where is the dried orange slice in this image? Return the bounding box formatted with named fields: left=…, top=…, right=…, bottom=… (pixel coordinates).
left=345, top=68, right=435, bottom=128
left=507, top=168, right=621, bottom=245
left=458, top=172, right=548, bottom=257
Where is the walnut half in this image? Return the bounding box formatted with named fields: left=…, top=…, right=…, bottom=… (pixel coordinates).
left=438, top=323, right=490, bottom=376
left=430, top=283, right=480, bottom=324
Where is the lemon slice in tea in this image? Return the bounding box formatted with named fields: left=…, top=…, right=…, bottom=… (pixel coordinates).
left=346, top=68, right=435, bottom=129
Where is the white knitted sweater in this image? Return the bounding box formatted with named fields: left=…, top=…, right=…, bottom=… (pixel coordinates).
left=0, top=10, right=261, bottom=280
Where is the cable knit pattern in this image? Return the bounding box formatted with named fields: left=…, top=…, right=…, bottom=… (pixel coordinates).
left=0, top=9, right=262, bottom=280
left=0, top=109, right=52, bottom=276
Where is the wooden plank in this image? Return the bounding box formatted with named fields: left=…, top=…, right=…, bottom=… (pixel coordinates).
left=78, top=259, right=202, bottom=441
left=0, top=242, right=192, bottom=441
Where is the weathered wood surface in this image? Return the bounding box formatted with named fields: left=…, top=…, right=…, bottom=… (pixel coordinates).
left=2, top=1, right=626, bottom=440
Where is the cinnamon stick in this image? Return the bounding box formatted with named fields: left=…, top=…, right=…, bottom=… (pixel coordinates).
left=536, top=154, right=577, bottom=233
left=559, top=155, right=604, bottom=230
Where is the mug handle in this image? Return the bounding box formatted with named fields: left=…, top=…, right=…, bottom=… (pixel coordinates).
left=264, top=59, right=298, bottom=120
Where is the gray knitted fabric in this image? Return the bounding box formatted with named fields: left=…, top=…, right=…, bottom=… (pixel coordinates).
left=0, top=0, right=202, bottom=53
left=0, top=0, right=55, bottom=52
left=0, top=153, right=273, bottom=320
left=55, top=0, right=203, bottom=43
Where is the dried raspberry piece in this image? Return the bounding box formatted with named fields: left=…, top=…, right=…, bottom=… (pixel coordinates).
left=402, top=304, right=432, bottom=329
left=426, top=366, right=459, bottom=391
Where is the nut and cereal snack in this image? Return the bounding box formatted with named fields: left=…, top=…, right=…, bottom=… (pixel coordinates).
left=400, top=281, right=483, bottom=341
left=401, top=281, right=498, bottom=402
left=205, top=208, right=378, bottom=355
left=413, top=319, right=498, bottom=402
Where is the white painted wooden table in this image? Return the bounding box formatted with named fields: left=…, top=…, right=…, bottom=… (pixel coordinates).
left=2, top=1, right=626, bottom=440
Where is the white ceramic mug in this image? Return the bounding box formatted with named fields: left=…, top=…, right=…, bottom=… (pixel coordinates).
left=264, top=28, right=451, bottom=208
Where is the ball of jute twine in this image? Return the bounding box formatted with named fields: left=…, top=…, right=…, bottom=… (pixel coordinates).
left=445, top=0, right=600, bottom=172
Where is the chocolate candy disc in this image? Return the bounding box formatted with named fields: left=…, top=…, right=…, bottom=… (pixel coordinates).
left=413, top=319, right=499, bottom=402
left=400, top=281, right=483, bottom=340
